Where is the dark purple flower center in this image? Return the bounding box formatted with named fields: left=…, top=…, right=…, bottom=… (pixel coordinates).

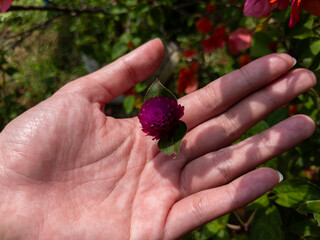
left=138, top=96, right=184, bottom=140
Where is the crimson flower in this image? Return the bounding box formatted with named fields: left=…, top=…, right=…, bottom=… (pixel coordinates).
left=0, top=0, right=14, bottom=12
left=127, top=41, right=134, bottom=50
left=201, top=26, right=227, bottom=54
left=189, top=61, right=198, bottom=74
left=206, top=3, right=216, bottom=12
left=178, top=68, right=198, bottom=95
left=138, top=97, right=184, bottom=140
left=183, top=49, right=197, bottom=59
left=228, top=28, right=253, bottom=55
left=195, top=17, right=212, bottom=34
left=238, top=54, right=251, bottom=67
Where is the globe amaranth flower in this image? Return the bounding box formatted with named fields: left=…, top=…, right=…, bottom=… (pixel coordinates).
left=138, top=97, right=184, bottom=140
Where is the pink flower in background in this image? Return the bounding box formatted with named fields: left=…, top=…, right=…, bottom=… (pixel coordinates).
left=0, top=0, right=14, bottom=13
left=228, top=28, right=253, bottom=55
left=244, top=0, right=320, bottom=28
left=289, top=0, right=302, bottom=28
left=244, top=0, right=273, bottom=17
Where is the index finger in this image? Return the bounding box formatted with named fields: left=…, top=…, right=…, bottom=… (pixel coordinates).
left=180, top=53, right=296, bottom=129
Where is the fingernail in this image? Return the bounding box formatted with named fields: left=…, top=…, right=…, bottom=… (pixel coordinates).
left=292, top=57, right=297, bottom=66
left=277, top=171, right=284, bottom=183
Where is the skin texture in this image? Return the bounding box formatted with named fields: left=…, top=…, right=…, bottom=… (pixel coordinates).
left=0, top=39, right=317, bottom=240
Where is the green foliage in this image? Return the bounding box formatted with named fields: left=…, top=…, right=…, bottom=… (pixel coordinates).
left=250, top=205, right=283, bottom=240
left=297, top=200, right=320, bottom=226
left=1, top=0, right=320, bottom=239
left=274, top=179, right=320, bottom=208
left=123, top=95, right=135, bottom=115
left=158, top=121, right=187, bottom=156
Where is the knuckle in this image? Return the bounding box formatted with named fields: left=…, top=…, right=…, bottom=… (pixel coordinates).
left=222, top=110, right=242, bottom=140
left=191, top=194, right=207, bottom=222
left=196, top=83, right=219, bottom=115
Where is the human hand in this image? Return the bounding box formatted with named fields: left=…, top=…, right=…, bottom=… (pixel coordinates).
left=0, top=39, right=316, bottom=240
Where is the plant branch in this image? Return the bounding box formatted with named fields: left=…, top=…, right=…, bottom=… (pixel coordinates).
left=7, top=5, right=106, bottom=15
left=9, top=14, right=65, bottom=50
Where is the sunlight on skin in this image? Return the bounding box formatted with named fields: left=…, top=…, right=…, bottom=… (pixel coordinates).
left=0, top=39, right=316, bottom=240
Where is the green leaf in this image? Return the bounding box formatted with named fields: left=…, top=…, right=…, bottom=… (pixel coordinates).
left=287, top=15, right=316, bottom=40
left=310, top=40, right=320, bottom=55
left=264, top=107, right=288, bottom=127
left=231, top=234, right=249, bottom=240
left=158, top=121, right=187, bottom=155
left=289, top=219, right=320, bottom=237
left=5, top=67, right=17, bottom=76
left=250, top=32, right=272, bottom=58
left=315, top=214, right=320, bottom=226
left=250, top=205, right=283, bottom=240
left=273, top=179, right=320, bottom=208
left=297, top=200, right=320, bottom=226
left=246, top=194, right=270, bottom=210
left=145, top=79, right=177, bottom=102
left=200, top=214, right=230, bottom=240
left=123, top=95, right=135, bottom=115
left=109, top=3, right=128, bottom=15
left=111, top=42, right=129, bottom=60
left=135, top=82, right=148, bottom=93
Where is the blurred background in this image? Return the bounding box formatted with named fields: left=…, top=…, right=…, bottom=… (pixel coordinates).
left=1, top=0, right=320, bottom=239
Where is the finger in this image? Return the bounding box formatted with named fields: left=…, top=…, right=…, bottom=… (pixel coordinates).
left=180, top=68, right=316, bottom=160
left=164, top=168, right=281, bottom=240
left=59, top=39, right=165, bottom=103
left=180, top=115, right=315, bottom=197
left=179, top=53, right=296, bottom=129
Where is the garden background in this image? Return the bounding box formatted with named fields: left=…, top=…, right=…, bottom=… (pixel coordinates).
left=1, top=0, right=320, bottom=239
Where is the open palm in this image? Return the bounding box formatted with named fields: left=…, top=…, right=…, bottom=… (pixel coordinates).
left=0, top=39, right=316, bottom=240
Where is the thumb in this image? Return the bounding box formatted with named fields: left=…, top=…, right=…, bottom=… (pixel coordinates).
left=59, top=39, right=165, bottom=103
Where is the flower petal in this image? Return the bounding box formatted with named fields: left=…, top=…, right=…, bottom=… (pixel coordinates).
left=301, top=0, right=320, bottom=16
left=244, top=0, right=273, bottom=17
left=0, top=0, right=14, bottom=12
left=289, top=0, right=302, bottom=28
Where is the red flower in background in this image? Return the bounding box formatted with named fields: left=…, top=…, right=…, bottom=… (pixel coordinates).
left=178, top=68, right=198, bottom=95
left=189, top=61, right=198, bottom=74
left=195, top=17, right=212, bottom=34
left=270, top=0, right=289, bottom=10
left=269, top=42, right=278, bottom=52
left=183, top=49, right=197, bottom=59
left=127, top=41, right=134, bottom=50
left=289, top=105, right=298, bottom=116
left=302, top=0, right=320, bottom=16
left=289, top=0, right=302, bottom=28
left=206, top=3, right=216, bottom=12
left=238, top=54, right=251, bottom=67
left=228, top=28, right=253, bottom=55
left=201, top=26, right=227, bottom=54
left=0, top=0, right=14, bottom=12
